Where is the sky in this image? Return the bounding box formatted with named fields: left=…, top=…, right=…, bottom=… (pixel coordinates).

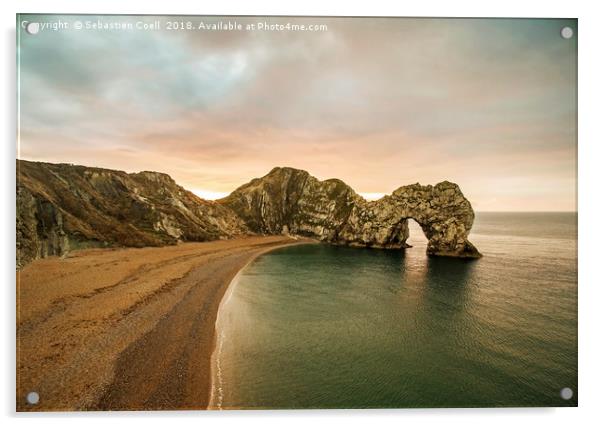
left=17, top=16, right=577, bottom=211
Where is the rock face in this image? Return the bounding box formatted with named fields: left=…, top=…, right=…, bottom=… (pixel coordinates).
left=16, top=160, right=248, bottom=267
left=17, top=161, right=481, bottom=267
left=220, top=167, right=481, bottom=258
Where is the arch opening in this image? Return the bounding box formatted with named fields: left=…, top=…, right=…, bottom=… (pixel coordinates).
left=406, top=218, right=429, bottom=248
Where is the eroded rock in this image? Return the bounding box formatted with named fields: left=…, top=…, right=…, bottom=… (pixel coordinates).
left=16, top=160, right=248, bottom=267
left=221, top=167, right=481, bottom=258
left=16, top=161, right=481, bottom=267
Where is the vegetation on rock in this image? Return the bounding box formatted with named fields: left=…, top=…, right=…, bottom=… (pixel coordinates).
left=16, top=160, right=248, bottom=267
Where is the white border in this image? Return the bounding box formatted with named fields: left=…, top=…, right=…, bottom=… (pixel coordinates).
left=3, top=1, right=601, bottom=425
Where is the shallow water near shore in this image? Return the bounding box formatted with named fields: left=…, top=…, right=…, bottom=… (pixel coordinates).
left=211, top=212, right=577, bottom=409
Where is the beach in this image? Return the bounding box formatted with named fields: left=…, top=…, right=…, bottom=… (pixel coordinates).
left=16, top=235, right=309, bottom=411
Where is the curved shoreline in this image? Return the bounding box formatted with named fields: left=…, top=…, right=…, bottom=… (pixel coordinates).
left=17, top=236, right=313, bottom=411
left=207, top=240, right=314, bottom=409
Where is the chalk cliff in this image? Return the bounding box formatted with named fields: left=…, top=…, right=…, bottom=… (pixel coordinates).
left=16, top=160, right=248, bottom=267
left=17, top=161, right=480, bottom=267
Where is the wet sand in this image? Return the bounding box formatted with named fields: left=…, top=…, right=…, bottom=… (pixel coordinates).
left=17, top=236, right=310, bottom=411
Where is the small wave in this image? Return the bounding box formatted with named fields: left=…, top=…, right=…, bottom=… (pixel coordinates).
left=211, top=330, right=226, bottom=409
left=208, top=271, right=244, bottom=409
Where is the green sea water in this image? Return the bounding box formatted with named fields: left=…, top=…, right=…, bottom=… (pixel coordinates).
left=211, top=212, right=577, bottom=409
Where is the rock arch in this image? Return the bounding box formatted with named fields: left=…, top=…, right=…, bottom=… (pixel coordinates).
left=333, top=182, right=480, bottom=258
left=222, top=168, right=481, bottom=258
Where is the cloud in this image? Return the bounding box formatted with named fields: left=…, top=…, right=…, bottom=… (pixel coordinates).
left=18, top=16, right=577, bottom=211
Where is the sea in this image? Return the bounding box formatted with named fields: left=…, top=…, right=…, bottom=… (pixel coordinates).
left=210, top=212, right=577, bottom=409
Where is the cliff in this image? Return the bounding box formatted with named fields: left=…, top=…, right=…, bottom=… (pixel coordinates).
left=220, top=167, right=481, bottom=258
left=16, top=160, right=248, bottom=267
left=17, top=161, right=480, bottom=267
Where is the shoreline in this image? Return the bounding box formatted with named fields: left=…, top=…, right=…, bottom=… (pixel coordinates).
left=207, top=242, right=300, bottom=409
left=209, top=322, right=227, bottom=409
left=208, top=259, right=246, bottom=410
left=17, top=236, right=313, bottom=411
